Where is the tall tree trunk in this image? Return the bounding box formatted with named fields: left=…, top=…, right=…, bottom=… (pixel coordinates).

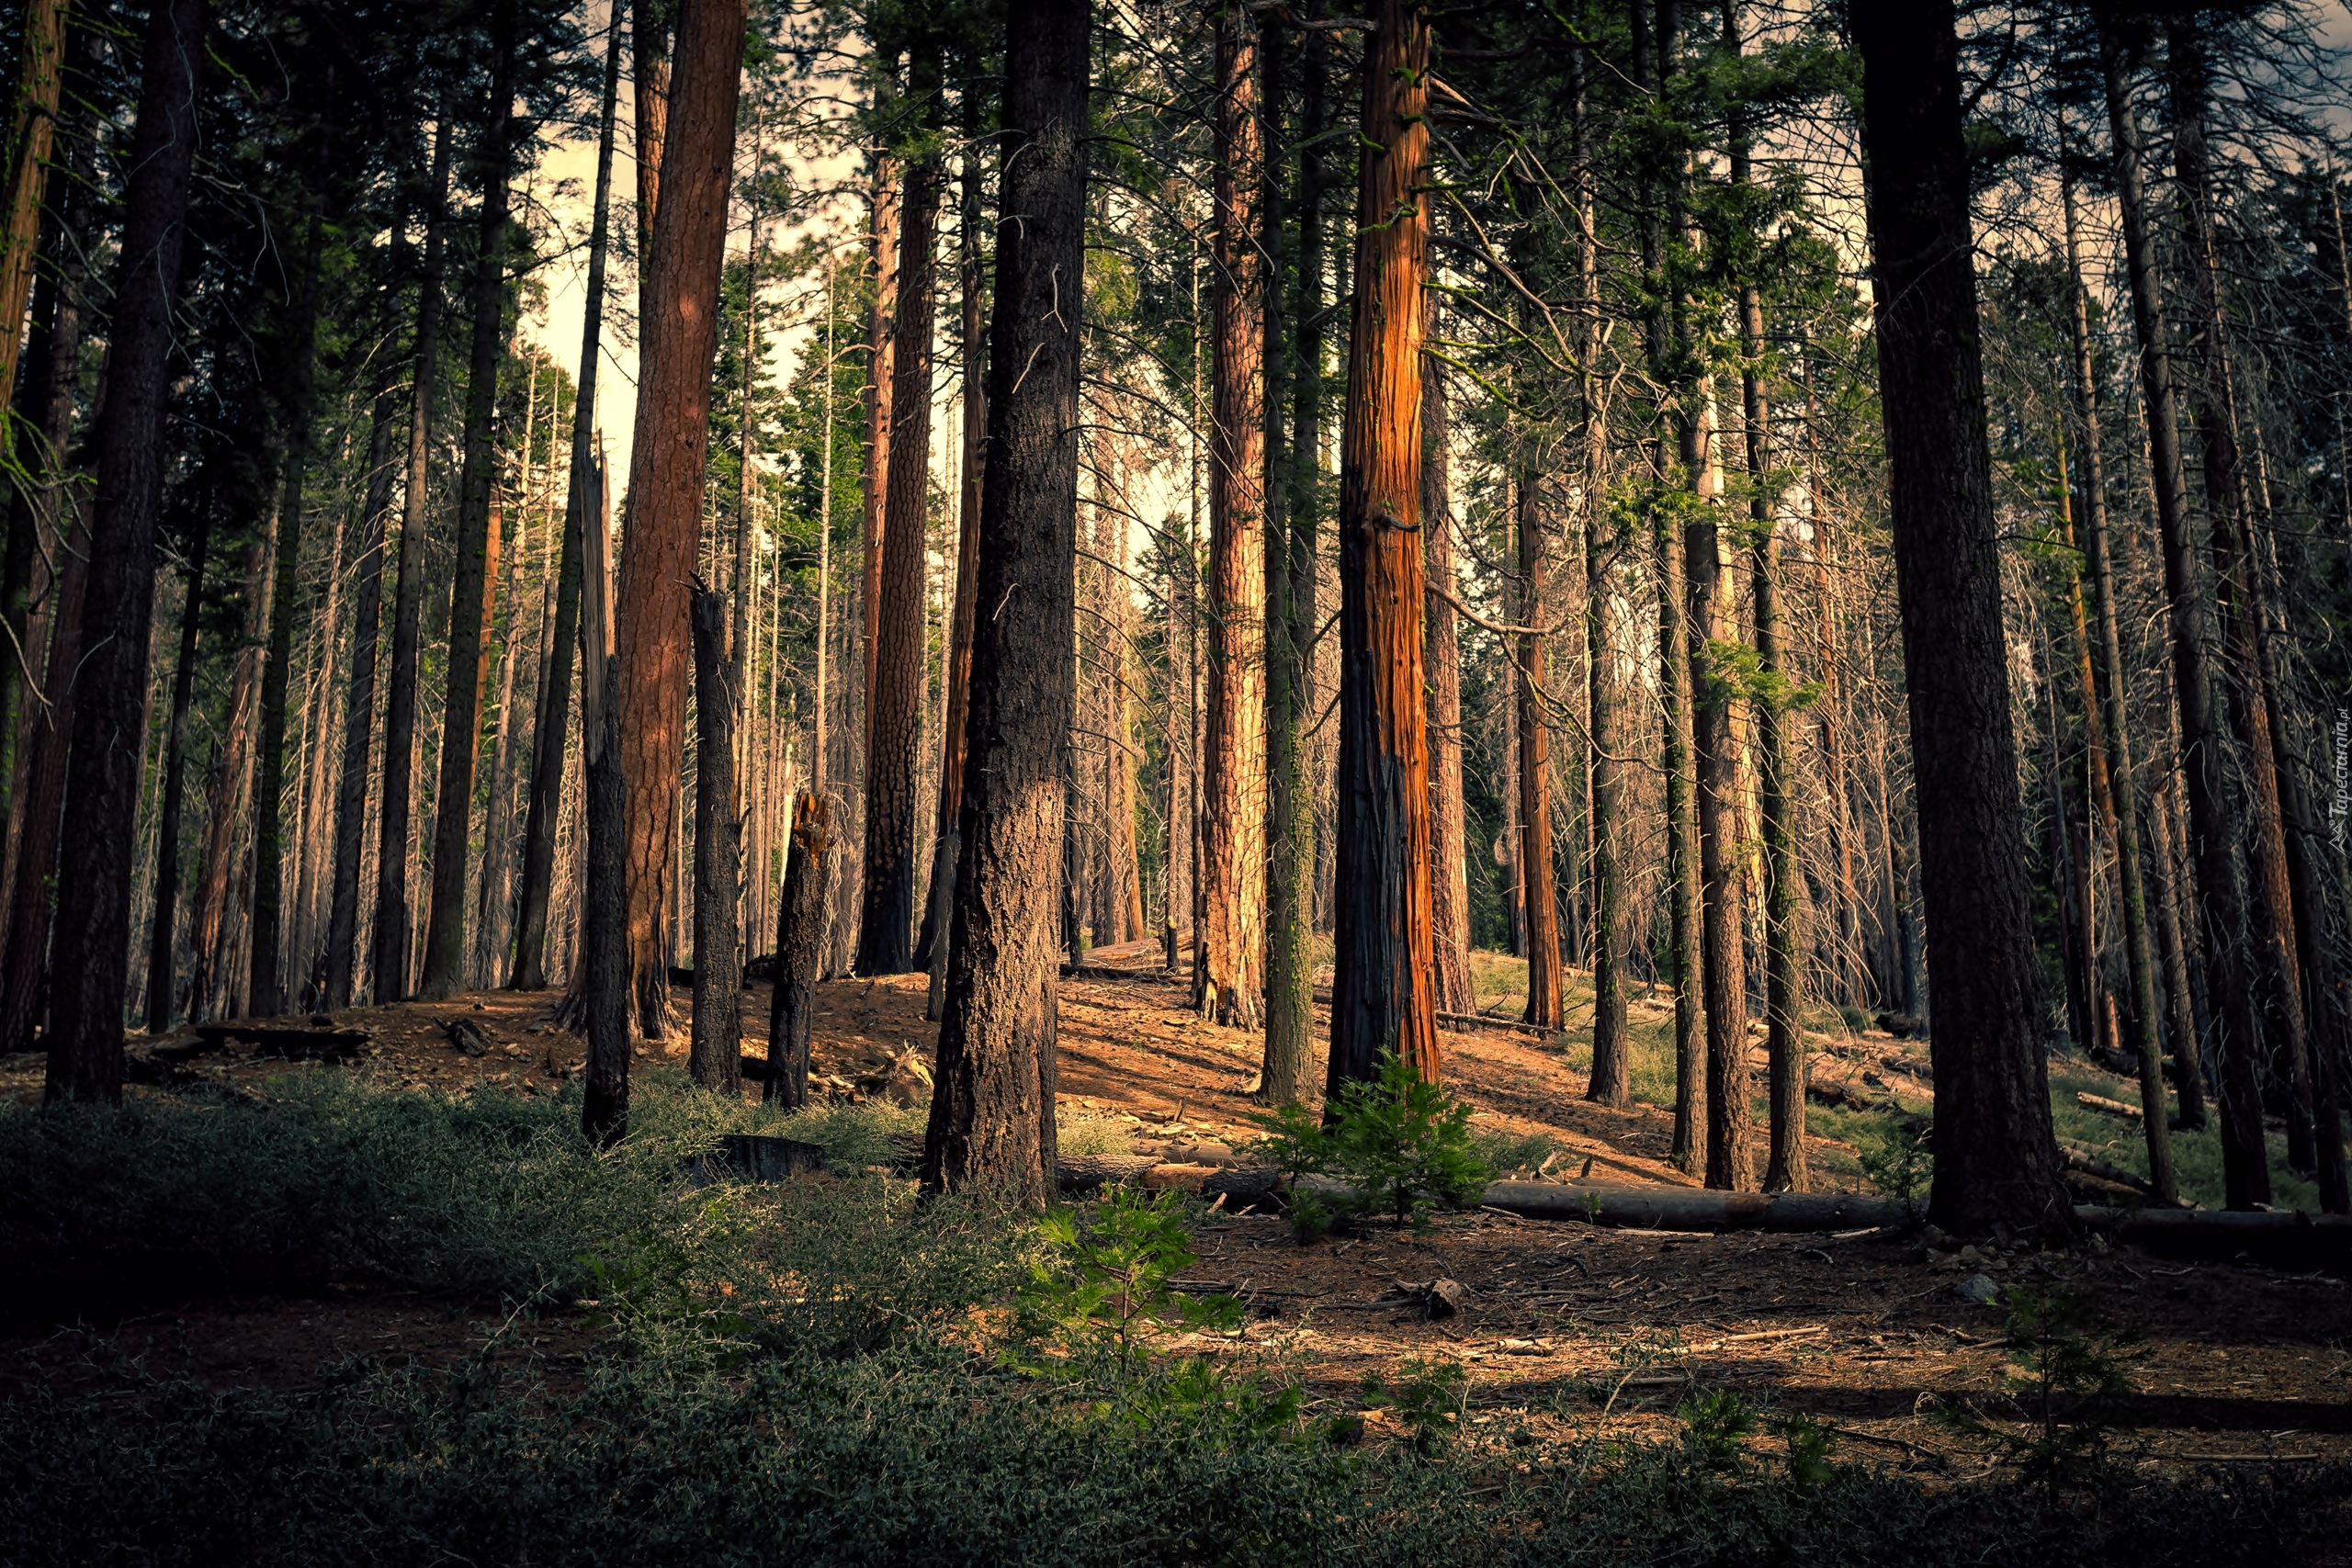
left=922, top=0, right=1086, bottom=1202
left=633, top=0, right=669, bottom=288
left=2150, top=771, right=2208, bottom=1127
left=42, top=0, right=205, bottom=1102
left=1851, top=0, right=2067, bottom=1235
left=689, top=585, right=741, bottom=1092
left=143, top=518, right=210, bottom=1032
left=1577, top=39, right=1630, bottom=1107
left=1199, top=0, right=1267, bottom=1031
left=1640, top=0, right=1703, bottom=1170
left=2100, top=25, right=2268, bottom=1208
left=2061, top=155, right=2177, bottom=1200
left=1327, top=0, right=1438, bottom=1091
left=376, top=114, right=455, bottom=1005
left=513, top=16, right=619, bottom=991
left=0, top=0, right=64, bottom=410
left=860, top=143, right=899, bottom=756
left=768, top=793, right=831, bottom=1105
left=1421, top=310, right=1473, bottom=1018
left=250, top=215, right=327, bottom=1018
left=421, top=62, right=518, bottom=1000
left=1516, top=466, right=1562, bottom=1030
left=2165, top=24, right=2317, bottom=1176
left=188, top=532, right=270, bottom=1019
left=1689, top=415, right=1751, bottom=1191
left=615, top=0, right=746, bottom=1035
left=0, top=499, right=85, bottom=1049
left=856, top=130, right=939, bottom=976
left=322, top=384, right=400, bottom=1008
left=1261, top=14, right=1316, bottom=1100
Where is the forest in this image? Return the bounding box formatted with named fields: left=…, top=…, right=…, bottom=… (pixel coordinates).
left=1, top=0, right=2350, bottom=1561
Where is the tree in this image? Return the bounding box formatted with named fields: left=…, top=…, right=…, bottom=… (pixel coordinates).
left=614, top=0, right=747, bottom=1036
left=1514, top=462, right=1562, bottom=1031
left=1326, top=0, right=1438, bottom=1094
left=1850, top=0, right=2066, bottom=1236
left=43, top=0, right=208, bottom=1103
left=923, top=0, right=1086, bottom=1203
left=689, top=584, right=742, bottom=1091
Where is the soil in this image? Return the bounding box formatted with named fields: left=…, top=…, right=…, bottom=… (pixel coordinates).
left=5, top=942, right=2346, bottom=1473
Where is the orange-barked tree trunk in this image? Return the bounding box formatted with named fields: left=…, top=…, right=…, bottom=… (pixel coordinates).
left=614, top=0, right=745, bottom=1036
left=1516, top=464, right=1562, bottom=1031
left=1196, top=0, right=1266, bottom=1030
left=1420, top=301, right=1474, bottom=1017
left=1326, top=0, right=1438, bottom=1092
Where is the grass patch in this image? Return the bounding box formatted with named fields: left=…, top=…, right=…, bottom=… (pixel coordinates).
left=2044, top=1066, right=2319, bottom=1213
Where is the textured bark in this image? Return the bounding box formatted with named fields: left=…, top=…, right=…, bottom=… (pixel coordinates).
left=421, top=69, right=517, bottom=1001
left=0, top=501, right=85, bottom=1050
left=1421, top=329, right=1473, bottom=1019
left=1853, top=0, right=2068, bottom=1235
left=187, top=534, right=269, bottom=1020
left=514, top=20, right=619, bottom=991
left=42, top=0, right=205, bottom=1102
left=0, top=0, right=64, bottom=412
left=857, top=144, right=938, bottom=976
left=250, top=219, right=327, bottom=1018
left=615, top=0, right=745, bottom=1036
left=689, top=586, right=742, bottom=1093
left=1326, top=0, right=1439, bottom=1093
left=582, top=658, right=629, bottom=1145
left=1689, top=450, right=1751, bottom=1191
left=860, top=150, right=899, bottom=739
left=923, top=0, right=1085, bottom=1204
left=768, top=794, right=831, bottom=1106
left=1198, top=0, right=1267, bottom=1031
left=632, top=1, right=669, bottom=286
left=322, top=386, right=400, bottom=1009
left=2100, top=27, right=2267, bottom=1207
left=2060, top=162, right=2177, bottom=1201
left=144, top=522, right=211, bottom=1032
left=2150, top=774, right=2208, bottom=1128
left=376, top=116, right=454, bottom=1005
left=1515, top=469, right=1562, bottom=1030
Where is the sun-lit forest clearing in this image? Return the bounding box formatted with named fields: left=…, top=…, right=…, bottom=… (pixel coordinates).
left=2, top=0, right=2351, bottom=1561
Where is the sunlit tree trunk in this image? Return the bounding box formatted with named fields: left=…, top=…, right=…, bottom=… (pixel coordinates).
left=923, top=0, right=1086, bottom=1203
left=0, top=0, right=65, bottom=410
left=1516, top=466, right=1561, bottom=1031
left=1421, top=312, right=1473, bottom=1019
left=1326, top=0, right=1438, bottom=1091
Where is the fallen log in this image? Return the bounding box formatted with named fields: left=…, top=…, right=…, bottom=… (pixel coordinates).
left=2084, top=1205, right=2352, bottom=1269
left=1472, top=1181, right=1915, bottom=1232
left=2075, top=1091, right=2143, bottom=1121
left=2059, top=1145, right=2192, bottom=1209
left=677, top=1134, right=831, bottom=1187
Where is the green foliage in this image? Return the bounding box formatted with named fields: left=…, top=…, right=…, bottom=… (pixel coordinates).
left=1936, top=1284, right=2145, bottom=1498
left=1361, top=1357, right=1468, bottom=1453
left=1677, top=1388, right=1756, bottom=1469
left=1777, top=1411, right=1839, bottom=1492
left=1250, top=1051, right=1492, bottom=1232
left=1856, top=1118, right=1933, bottom=1209
left=1012, top=1186, right=1242, bottom=1373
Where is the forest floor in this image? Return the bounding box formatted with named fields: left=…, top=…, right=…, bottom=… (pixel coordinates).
left=3, top=943, right=2347, bottom=1483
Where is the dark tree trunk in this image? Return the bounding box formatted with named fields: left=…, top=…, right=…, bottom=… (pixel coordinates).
left=582, top=658, right=629, bottom=1145
left=513, top=10, right=621, bottom=991
left=42, top=0, right=206, bottom=1103
left=615, top=0, right=745, bottom=1036
left=1199, top=0, right=1266, bottom=1031
left=422, top=60, right=518, bottom=1000
left=922, top=0, right=1086, bottom=1203
left=1851, top=0, right=2067, bottom=1235
left=0, top=502, right=86, bottom=1051
left=250, top=217, right=327, bottom=1019
left=188, top=533, right=268, bottom=1019
left=144, top=518, right=211, bottom=1032
left=2151, top=773, right=2208, bottom=1128
left=376, top=114, right=455, bottom=1006
left=1327, top=0, right=1440, bottom=1093
left=768, top=794, right=832, bottom=1106
left=689, top=584, right=742, bottom=1093
left=1516, top=468, right=1562, bottom=1031
left=2100, top=25, right=2268, bottom=1207
left=857, top=132, right=939, bottom=976
left=322, top=385, right=400, bottom=1009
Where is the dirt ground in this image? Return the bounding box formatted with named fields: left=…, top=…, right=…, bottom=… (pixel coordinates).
left=5, top=944, right=2346, bottom=1472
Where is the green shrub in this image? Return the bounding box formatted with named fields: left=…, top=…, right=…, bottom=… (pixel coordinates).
left=1250, top=1051, right=1491, bottom=1231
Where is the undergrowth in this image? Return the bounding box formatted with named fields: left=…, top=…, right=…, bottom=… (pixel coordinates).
left=3, top=1074, right=2346, bottom=1565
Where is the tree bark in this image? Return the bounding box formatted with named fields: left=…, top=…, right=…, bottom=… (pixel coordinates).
left=250, top=215, right=327, bottom=1018
left=322, top=384, right=400, bottom=1010
left=42, top=0, right=205, bottom=1103
left=514, top=18, right=620, bottom=991
left=1421, top=314, right=1473, bottom=1018
left=1199, top=0, right=1267, bottom=1032
left=633, top=0, right=669, bottom=289
left=615, top=0, right=745, bottom=1036
left=2150, top=771, right=2208, bottom=1127
left=187, top=532, right=269, bottom=1020
left=0, top=0, right=64, bottom=412
left=860, top=145, right=899, bottom=752
left=2100, top=24, right=2268, bottom=1208
left=421, top=62, right=518, bottom=1001
left=375, top=113, right=455, bottom=1005
left=768, top=793, right=831, bottom=1106
left=923, top=0, right=1085, bottom=1203
left=1515, top=467, right=1562, bottom=1030
left=689, top=584, right=742, bottom=1093
left=144, top=518, right=211, bottom=1032
left=857, top=138, right=939, bottom=976
left=0, top=499, right=85, bottom=1050
left=1852, top=0, right=2067, bottom=1235
left=1326, top=0, right=1439, bottom=1093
